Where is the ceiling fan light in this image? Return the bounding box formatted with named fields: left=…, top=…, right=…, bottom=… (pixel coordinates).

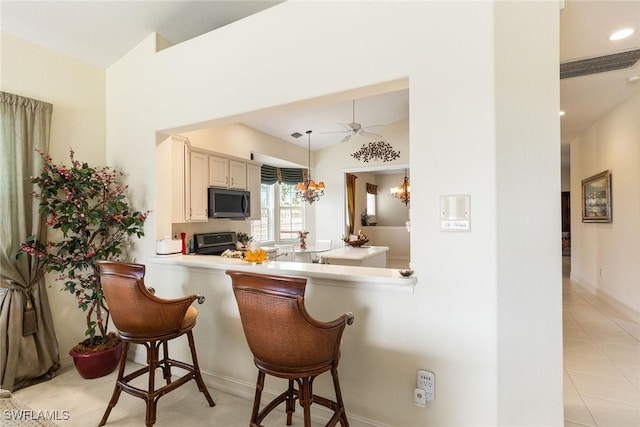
left=609, top=28, right=634, bottom=41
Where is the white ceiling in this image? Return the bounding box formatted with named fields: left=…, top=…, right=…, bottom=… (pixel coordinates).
left=0, top=1, right=283, bottom=69
left=1, top=0, right=639, bottom=153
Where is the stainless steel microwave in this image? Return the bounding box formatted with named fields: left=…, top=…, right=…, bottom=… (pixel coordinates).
left=208, top=188, right=250, bottom=218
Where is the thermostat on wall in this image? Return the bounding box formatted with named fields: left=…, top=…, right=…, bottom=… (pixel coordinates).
left=440, top=195, right=470, bottom=232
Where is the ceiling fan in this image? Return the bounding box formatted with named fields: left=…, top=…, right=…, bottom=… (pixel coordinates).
left=320, top=99, right=385, bottom=142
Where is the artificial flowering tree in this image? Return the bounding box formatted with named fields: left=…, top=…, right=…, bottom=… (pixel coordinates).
left=18, top=149, right=149, bottom=351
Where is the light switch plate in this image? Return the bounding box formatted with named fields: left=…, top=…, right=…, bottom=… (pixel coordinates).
left=440, top=194, right=470, bottom=232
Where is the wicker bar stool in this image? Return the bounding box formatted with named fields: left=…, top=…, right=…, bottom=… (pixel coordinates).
left=227, top=270, right=354, bottom=427
left=96, top=260, right=215, bottom=426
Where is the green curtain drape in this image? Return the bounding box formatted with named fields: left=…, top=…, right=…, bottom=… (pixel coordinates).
left=345, top=173, right=357, bottom=235
left=261, top=165, right=305, bottom=185
left=0, top=91, right=60, bottom=391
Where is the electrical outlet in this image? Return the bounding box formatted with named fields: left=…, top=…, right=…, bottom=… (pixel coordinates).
left=417, top=370, right=435, bottom=402
left=414, top=388, right=426, bottom=407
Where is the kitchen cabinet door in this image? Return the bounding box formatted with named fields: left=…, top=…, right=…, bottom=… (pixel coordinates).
left=170, top=137, right=187, bottom=223
left=189, top=151, right=209, bottom=221
left=229, top=160, right=247, bottom=189
left=247, top=163, right=261, bottom=220
left=209, top=155, right=229, bottom=187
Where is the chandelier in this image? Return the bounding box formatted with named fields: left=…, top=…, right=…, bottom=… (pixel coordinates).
left=390, top=168, right=410, bottom=205
left=295, top=130, right=325, bottom=204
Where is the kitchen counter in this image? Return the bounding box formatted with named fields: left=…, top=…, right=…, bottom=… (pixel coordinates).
left=320, top=246, right=389, bottom=268
left=147, top=253, right=416, bottom=292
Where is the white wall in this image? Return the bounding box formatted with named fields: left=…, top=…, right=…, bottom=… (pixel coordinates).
left=570, top=90, right=640, bottom=319
left=103, top=1, right=561, bottom=425
left=0, top=32, right=106, bottom=165
left=0, top=32, right=106, bottom=353
left=494, top=2, right=563, bottom=421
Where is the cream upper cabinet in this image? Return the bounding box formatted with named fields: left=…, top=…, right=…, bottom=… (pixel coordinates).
left=169, top=138, right=207, bottom=223
left=167, top=138, right=260, bottom=224
left=246, top=163, right=261, bottom=220
left=210, top=156, right=247, bottom=189
left=170, top=137, right=187, bottom=223
left=209, top=155, right=229, bottom=187
left=189, top=151, right=209, bottom=222
left=229, top=160, right=247, bottom=189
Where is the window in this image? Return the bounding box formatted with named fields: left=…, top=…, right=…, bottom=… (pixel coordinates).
left=251, top=183, right=304, bottom=243
left=250, top=184, right=274, bottom=241
left=366, top=192, right=377, bottom=216
left=279, top=183, right=304, bottom=240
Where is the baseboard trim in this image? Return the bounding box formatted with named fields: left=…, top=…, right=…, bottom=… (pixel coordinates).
left=202, top=370, right=389, bottom=427
left=129, top=348, right=387, bottom=427
left=570, top=275, right=640, bottom=323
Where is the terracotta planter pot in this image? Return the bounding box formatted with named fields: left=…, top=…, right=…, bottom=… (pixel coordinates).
left=69, top=340, right=123, bottom=379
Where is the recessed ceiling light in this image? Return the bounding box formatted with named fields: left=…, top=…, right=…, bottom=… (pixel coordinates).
left=609, top=28, right=634, bottom=41
left=627, top=75, right=640, bottom=83
left=559, top=111, right=566, bottom=116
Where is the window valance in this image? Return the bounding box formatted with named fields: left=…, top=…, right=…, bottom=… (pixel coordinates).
left=261, top=165, right=305, bottom=185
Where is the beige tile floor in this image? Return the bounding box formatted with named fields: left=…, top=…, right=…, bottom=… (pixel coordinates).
left=11, top=257, right=640, bottom=426
left=11, top=360, right=323, bottom=426
left=563, top=257, right=640, bottom=427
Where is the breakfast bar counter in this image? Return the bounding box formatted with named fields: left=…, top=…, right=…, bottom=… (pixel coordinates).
left=148, top=253, right=415, bottom=292
left=127, top=252, right=417, bottom=416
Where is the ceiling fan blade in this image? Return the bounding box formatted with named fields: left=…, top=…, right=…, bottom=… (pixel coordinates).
left=338, top=122, right=355, bottom=132
left=362, top=124, right=385, bottom=130
left=341, top=134, right=352, bottom=143
left=360, top=131, right=382, bottom=139
left=319, top=130, right=349, bottom=135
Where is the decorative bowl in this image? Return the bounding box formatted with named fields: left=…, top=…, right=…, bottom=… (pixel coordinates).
left=398, top=269, right=414, bottom=277
left=343, top=239, right=369, bottom=247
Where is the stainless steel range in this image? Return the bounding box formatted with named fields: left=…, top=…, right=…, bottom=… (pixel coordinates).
left=193, top=232, right=237, bottom=255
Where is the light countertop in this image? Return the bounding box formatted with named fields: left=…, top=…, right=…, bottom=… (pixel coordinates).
left=148, top=253, right=416, bottom=292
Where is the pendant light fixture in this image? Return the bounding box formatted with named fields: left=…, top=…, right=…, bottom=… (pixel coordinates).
left=295, top=130, right=325, bottom=204
left=390, top=168, right=410, bottom=205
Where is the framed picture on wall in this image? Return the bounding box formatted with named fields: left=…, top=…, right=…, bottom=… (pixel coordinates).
left=581, top=170, right=612, bottom=223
